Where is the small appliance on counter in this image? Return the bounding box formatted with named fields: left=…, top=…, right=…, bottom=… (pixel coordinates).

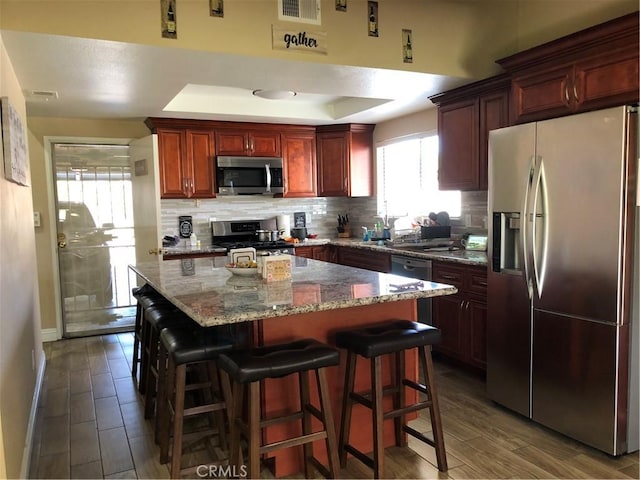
left=276, top=214, right=291, bottom=238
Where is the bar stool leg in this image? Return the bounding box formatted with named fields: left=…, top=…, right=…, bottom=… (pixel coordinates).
left=144, top=326, right=160, bottom=418
left=338, top=351, right=356, bottom=468
left=371, top=355, right=384, bottom=479
left=248, top=381, right=261, bottom=479
left=419, top=345, right=447, bottom=471
left=316, top=367, right=341, bottom=478
left=207, top=362, right=228, bottom=451
left=299, top=370, right=314, bottom=479
left=229, top=381, right=244, bottom=471
left=394, top=350, right=407, bottom=447
left=170, top=363, right=187, bottom=479
left=132, top=303, right=142, bottom=379
left=155, top=341, right=168, bottom=445
left=159, top=352, right=176, bottom=464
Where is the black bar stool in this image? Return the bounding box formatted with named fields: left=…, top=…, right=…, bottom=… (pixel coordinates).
left=218, top=338, right=341, bottom=479
left=132, top=285, right=174, bottom=392
left=336, top=320, right=447, bottom=478
left=157, top=325, right=235, bottom=478
left=142, top=305, right=193, bottom=419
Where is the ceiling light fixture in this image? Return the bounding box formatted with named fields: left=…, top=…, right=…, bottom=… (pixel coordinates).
left=252, top=89, right=297, bottom=100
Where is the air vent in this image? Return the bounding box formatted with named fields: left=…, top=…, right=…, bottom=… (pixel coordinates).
left=26, top=90, right=59, bottom=101
left=278, top=0, right=321, bottom=25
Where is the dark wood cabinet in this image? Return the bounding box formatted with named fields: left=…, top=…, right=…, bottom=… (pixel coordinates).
left=295, top=245, right=337, bottom=263
left=155, top=128, right=215, bottom=199
left=336, top=246, right=390, bottom=273
left=215, top=128, right=281, bottom=157
left=316, top=124, right=374, bottom=197
left=431, top=261, right=487, bottom=370
left=430, top=74, right=510, bottom=191
left=498, top=12, right=639, bottom=124
left=282, top=130, right=317, bottom=198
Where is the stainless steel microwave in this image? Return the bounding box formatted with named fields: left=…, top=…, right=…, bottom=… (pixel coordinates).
left=216, top=156, right=284, bottom=195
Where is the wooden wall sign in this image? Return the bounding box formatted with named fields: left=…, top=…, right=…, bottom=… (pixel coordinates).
left=272, top=26, right=327, bottom=55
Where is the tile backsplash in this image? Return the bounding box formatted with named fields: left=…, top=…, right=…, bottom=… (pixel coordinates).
left=161, top=191, right=487, bottom=245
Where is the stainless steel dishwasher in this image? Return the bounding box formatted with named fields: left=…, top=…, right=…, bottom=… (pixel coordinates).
left=390, top=255, right=432, bottom=324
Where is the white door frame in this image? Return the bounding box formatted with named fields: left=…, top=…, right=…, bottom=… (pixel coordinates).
left=43, top=136, right=134, bottom=341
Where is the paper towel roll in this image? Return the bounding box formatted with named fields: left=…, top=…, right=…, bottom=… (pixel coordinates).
left=276, top=214, right=291, bottom=236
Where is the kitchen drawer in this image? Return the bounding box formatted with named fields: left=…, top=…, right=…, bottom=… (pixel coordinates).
left=432, top=263, right=464, bottom=289
left=467, top=267, right=488, bottom=295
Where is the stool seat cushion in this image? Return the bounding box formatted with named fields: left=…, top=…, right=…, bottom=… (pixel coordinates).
left=335, top=320, right=441, bottom=358
left=138, top=293, right=173, bottom=310
left=218, top=339, right=339, bottom=383
left=145, top=305, right=193, bottom=331
left=160, top=326, right=235, bottom=365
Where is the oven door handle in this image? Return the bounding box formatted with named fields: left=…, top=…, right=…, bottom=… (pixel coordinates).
left=265, top=163, right=272, bottom=193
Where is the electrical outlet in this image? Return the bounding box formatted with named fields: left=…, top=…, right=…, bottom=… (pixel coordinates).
left=33, top=211, right=41, bottom=227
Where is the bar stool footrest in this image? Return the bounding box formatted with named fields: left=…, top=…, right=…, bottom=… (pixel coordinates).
left=261, top=431, right=327, bottom=454
left=384, top=400, right=432, bottom=420
left=344, top=443, right=374, bottom=469
left=403, top=424, right=437, bottom=449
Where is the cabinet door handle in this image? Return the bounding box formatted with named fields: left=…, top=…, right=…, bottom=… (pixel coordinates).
left=573, top=82, right=579, bottom=103
left=344, top=177, right=348, bottom=191
left=440, top=274, right=458, bottom=281
left=563, top=83, right=570, bottom=105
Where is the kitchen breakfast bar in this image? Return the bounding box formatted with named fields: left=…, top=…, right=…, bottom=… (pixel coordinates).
left=129, top=256, right=457, bottom=477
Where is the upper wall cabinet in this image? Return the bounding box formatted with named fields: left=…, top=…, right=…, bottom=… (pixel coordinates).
left=282, top=128, right=317, bottom=198
left=316, top=123, right=375, bottom=197
left=146, top=118, right=217, bottom=199
left=215, top=128, right=281, bottom=157
left=429, top=74, right=511, bottom=191
left=498, top=12, right=639, bottom=124
left=155, top=128, right=216, bottom=199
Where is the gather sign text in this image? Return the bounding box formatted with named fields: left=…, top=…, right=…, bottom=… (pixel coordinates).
left=272, top=26, right=327, bottom=55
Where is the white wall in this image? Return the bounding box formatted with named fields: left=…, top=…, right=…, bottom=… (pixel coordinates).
left=0, top=33, right=44, bottom=479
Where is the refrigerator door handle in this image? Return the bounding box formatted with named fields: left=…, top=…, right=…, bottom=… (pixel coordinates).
left=523, top=155, right=536, bottom=300
left=529, top=155, right=548, bottom=297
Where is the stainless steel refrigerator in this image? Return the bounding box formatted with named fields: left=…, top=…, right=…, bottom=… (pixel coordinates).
left=487, top=105, right=639, bottom=456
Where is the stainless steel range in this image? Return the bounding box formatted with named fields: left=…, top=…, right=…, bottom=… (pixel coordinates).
left=211, top=219, right=295, bottom=255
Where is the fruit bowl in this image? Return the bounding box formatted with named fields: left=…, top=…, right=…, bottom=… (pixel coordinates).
left=225, top=266, right=259, bottom=276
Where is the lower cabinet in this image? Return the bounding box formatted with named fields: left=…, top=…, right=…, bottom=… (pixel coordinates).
left=294, top=245, right=337, bottom=263
left=431, top=261, right=487, bottom=370
left=336, top=246, right=391, bottom=273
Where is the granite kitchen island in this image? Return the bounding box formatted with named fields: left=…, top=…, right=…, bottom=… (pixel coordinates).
left=129, top=256, right=457, bottom=476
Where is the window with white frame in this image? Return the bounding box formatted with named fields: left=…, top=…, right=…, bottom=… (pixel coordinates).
left=376, top=135, right=461, bottom=219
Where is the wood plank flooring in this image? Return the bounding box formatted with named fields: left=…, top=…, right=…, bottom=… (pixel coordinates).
left=29, top=333, right=638, bottom=479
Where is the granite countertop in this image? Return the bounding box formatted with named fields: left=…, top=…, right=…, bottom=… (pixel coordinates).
left=129, top=256, right=457, bottom=327
left=306, top=238, right=488, bottom=267
left=162, top=238, right=488, bottom=267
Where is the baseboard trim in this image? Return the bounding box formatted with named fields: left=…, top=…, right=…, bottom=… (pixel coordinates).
left=20, top=353, right=46, bottom=479
left=41, top=328, right=58, bottom=343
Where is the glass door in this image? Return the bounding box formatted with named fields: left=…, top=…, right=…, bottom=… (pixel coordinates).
left=53, top=143, right=137, bottom=337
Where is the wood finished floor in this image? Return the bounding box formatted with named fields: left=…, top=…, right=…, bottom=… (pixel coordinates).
left=30, top=333, right=639, bottom=479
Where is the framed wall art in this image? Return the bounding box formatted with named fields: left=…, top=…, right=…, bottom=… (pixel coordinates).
left=1, top=97, right=29, bottom=186
left=210, top=0, right=223, bottom=17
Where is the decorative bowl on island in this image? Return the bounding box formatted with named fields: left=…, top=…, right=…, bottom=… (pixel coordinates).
left=225, top=262, right=259, bottom=276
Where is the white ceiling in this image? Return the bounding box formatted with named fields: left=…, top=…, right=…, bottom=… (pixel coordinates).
left=1, top=30, right=470, bottom=125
